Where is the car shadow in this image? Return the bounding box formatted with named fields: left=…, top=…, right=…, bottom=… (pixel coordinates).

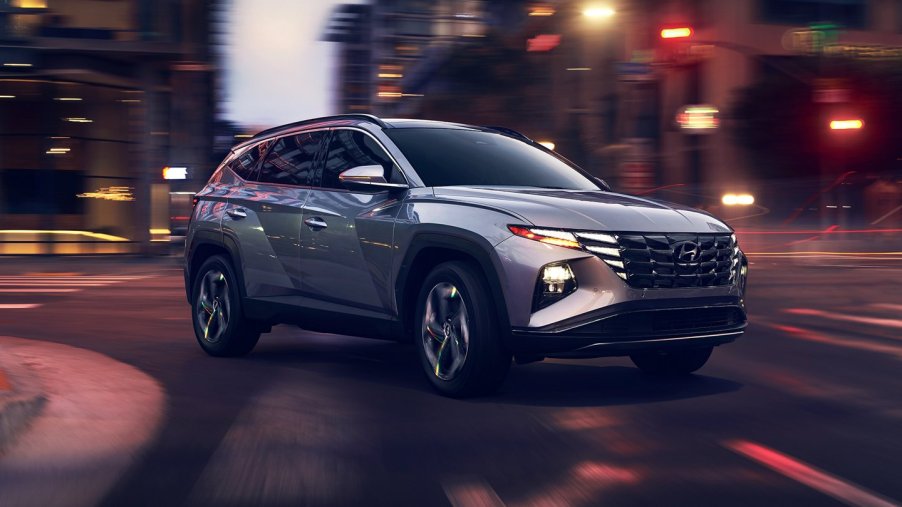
left=492, top=362, right=742, bottom=407
left=248, top=329, right=743, bottom=408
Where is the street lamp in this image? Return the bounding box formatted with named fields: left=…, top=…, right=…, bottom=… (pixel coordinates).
left=583, top=6, right=615, bottom=19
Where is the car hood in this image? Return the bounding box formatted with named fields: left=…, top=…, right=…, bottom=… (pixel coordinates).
left=432, top=186, right=732, bottom=233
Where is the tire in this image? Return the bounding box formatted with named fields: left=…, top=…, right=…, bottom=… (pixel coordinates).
left=630, top=346, right=713, bottom=376
left=191, top=255, right=261, bottom=357
left=415, top=261, right=511, bottom=397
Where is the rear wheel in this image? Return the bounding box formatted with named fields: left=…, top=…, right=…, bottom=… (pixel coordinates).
left=415, top=261, right=511, bottom=397
left=192, top=255, right=261, bottom=357
left=630, top=347, right=713, bottom=376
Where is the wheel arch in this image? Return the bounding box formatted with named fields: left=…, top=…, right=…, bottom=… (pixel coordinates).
left=396, top=231, right=511, bottom=342
left=185, top=233, right=247, bottom=303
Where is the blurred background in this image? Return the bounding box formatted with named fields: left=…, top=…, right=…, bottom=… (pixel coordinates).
left=0, top=0, right=900, bottom=256
left=2, top=3, right=902, bottom=506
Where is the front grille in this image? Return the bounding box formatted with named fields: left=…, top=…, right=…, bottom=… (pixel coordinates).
left=569, top=306, right=746, bottom=338
left=577, top=231, right=739, bottom=289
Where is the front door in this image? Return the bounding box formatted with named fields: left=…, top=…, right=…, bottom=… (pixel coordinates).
left=299, top=128, right=405, bottom=316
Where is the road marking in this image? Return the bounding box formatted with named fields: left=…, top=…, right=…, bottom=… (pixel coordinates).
left=442, top=478, right=505, bottom=507
left=764, top=322, right=902, bottom=358
left=785, top=308, right=902, bottom=331
left=0, top=304, right=41, bottom=309
left=725, top=440, right=899, bottom=507
left=0, top=288, right=79, bottom=293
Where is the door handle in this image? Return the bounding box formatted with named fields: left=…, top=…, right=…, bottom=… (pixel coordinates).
left=227, top=208, right=247, bottom=219
left=304, top=217, right=328, bottom=230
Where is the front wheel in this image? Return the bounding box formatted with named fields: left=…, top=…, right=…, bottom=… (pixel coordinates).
left=630, top=347, right=713, bottom=376
left=191, top=255, right=261, bottom=357
left=415, top=261, right=511, bottom=397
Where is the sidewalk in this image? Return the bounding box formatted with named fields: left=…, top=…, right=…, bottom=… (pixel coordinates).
left=0, top=336, right=166, bottom=507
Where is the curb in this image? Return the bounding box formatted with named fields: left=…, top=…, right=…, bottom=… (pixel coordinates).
left=0, top=348, right=46, bottom=452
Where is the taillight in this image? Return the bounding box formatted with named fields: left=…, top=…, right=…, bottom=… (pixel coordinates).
left=507, top=225, right=581, bottom=249
left=192, top=195, right=199, bottom=207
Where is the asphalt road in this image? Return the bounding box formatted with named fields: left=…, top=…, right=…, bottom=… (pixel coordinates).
left=0, top=256, right=901, bottom=506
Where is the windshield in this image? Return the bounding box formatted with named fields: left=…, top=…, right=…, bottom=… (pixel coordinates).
left=385, top=128, right=600, bottom=190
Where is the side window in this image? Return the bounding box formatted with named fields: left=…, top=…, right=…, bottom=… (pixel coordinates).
left=320, top=129, right=401, bottom=190
left=228, top=140, right=269, bottom=180
left=258, top=131, right=326, bottom=186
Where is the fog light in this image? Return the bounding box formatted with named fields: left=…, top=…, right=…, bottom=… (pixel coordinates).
left=534, top=262, right=577, bottom=311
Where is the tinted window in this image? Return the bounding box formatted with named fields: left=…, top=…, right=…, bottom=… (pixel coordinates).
left=320, top=129, right=400, bottom=189
left=258, top=131, right=326, bottom=186
left=385, top=129, right=600, bottom=190
left=229, top=141, right=269, bottom=180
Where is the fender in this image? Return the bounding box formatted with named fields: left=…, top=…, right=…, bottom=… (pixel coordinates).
left=396, top=228, right=512, bottom=336
left=185, top=230, right=249, bottom=304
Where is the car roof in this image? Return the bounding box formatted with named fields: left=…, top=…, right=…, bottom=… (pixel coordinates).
left=232, top=114, right=493, bottom=150
left=381, top=118, right=478, bottom=130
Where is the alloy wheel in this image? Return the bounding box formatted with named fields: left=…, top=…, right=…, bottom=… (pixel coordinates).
left=421, top=282, right=470, bottom=381
left=196, top=269, right=230, bottom=344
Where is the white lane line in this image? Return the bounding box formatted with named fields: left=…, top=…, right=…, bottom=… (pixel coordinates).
left=785, top=308, right=902, bottom=331
left=0, top=288, right=80, bottom=293
left=725, top=440, right=899, bottom=507
left=0, top=304, right=42, bottom=309
left=442, top=478, right=505, bottom=507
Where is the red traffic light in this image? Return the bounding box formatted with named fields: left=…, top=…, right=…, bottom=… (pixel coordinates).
left=661, top=27, right=692, bottom=39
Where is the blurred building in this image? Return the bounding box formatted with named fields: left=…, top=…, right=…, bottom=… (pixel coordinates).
left=324, top=0, right=487, bottom=116
left=0, top=0, right=217, bottom=254
left=618, top=0, right=902, bottom=197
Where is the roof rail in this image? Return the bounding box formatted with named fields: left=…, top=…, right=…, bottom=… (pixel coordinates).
left=247, top=114, right=388, bottom=142
left=483, top=125, right=532, bottom=142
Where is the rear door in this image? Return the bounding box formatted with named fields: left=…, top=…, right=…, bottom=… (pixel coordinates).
left=299, top=128, right=406, bottom=315
left=222, top=131, right=327, bottom=298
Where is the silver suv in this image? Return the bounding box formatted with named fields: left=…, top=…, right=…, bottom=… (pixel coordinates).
left=185, top=114, right=748, bottom=397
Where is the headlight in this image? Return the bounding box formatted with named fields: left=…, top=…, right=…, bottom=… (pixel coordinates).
left=508, top=225, right=581, bottom=250
left=533, top=262, right=577, bottom=311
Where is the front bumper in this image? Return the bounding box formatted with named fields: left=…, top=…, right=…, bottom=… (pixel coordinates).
left=507, top=296, right=746, bottom=358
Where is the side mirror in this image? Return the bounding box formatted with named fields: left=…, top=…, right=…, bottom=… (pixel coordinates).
left=338, top=165, right=408, bottom=190
left=595, top=177, right=612, bottom=191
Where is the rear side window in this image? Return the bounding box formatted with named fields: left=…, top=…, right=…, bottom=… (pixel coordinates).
left=228, top=140, right=269, bottom=180
left=319, top=129, right=400, bottom=190
left=257, top=131, right=326, bottom=186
